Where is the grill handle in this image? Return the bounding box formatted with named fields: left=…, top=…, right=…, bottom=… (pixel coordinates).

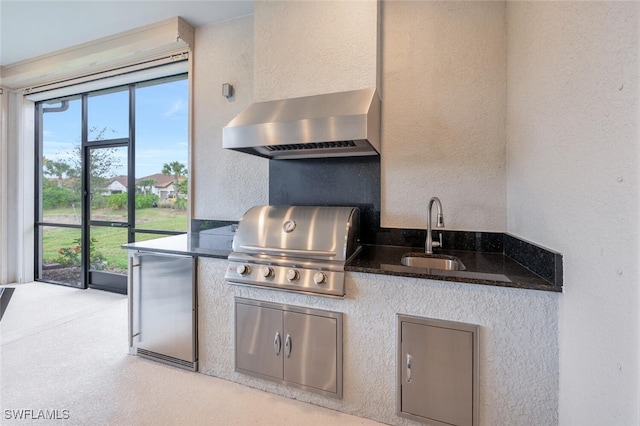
left=240, top=245, right=336, bottom=258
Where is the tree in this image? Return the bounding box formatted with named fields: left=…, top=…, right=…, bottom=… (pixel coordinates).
left=162, top=161, right=188, bottom=197
left=41, top=124, right=123, bottom=211
left=61, top=126, right=123, bottom=195
left=43, top=158, right=73, bottom=188
left=138, top=178, right=156, bottom=195
left=177, top=179, right=188, bottom=198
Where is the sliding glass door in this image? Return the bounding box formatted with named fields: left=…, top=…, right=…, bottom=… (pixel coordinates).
left=35, top=75, right=188, bottom=293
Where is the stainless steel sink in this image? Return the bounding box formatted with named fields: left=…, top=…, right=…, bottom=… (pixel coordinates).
left=401, top=254, right=466, bottom=271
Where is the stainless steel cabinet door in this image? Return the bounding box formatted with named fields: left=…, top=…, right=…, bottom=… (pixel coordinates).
left=234, top=298, right=343, bottom=398
left=400, top=320, right=477, bottom=426
left=283, top=311, right=338, bottom=394
left=235, top=303, right=283, bottom=380
left=136, top=253, right=195, bottom=363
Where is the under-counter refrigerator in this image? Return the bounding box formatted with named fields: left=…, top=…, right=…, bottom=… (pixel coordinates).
left=129, top=251, right=197, bottom=371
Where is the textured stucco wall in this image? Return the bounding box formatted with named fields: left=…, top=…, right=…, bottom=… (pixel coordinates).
left=380, top=1, right=507, bottom=231
left=193, top=1, right=507, bottom=232
left=253, top=0, right=378, bottom=101
left=506, top=2, right=639, bottom=425
left=187, top=1, right=640, bottom=423
left=199, top=258, right=560, bottom=426
left=192, top=1, right=378, bottom=221
left=192, top=16, right=268, bottom=221
left=0, top=88, right=7, bottom=283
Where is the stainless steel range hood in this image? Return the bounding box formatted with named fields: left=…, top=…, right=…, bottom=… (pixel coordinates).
left=223, top=88, right=380, bottom=160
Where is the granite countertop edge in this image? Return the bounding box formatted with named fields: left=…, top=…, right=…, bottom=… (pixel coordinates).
left=122, top=232, right=561, bottom=293
left=345, top=264, right=559, bottom=292
left=346, top=244, right=561, bottom=293
left=121, top=233, right=231, bottom=260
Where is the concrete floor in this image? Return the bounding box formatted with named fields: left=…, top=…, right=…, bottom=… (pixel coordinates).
left=0, top=282, right=382, bottom=425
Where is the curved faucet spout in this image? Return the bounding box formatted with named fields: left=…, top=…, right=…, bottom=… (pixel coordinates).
left=426, top=197, right=444, bottom=254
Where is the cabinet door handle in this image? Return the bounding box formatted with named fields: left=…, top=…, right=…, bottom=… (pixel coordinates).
left=284, top=334, right=292, bottom=358
left=406, top=353, right=413, bottom=383
left=274, top=332, right=282, bottom=356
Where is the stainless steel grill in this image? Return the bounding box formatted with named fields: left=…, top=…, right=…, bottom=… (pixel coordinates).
left=225, top=205, right=361, bottom=297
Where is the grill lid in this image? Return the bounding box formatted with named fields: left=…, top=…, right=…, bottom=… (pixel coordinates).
left=232, top=205, right=360, bottom=262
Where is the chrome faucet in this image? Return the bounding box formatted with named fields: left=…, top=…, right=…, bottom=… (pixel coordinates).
left=426, top=197, right=444, bottom=254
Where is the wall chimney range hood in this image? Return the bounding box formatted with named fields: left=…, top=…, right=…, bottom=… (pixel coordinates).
left=223, top=88, right=380, bottom=160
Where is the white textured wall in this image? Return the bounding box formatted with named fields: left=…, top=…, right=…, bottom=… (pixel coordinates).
left=182, top=1, right=639, bottom=423
left=380, top=1, right=507, bottom=231
left=0, top=88, right=7, bottom=283
left=506, top=2, right=639, bottom=425
left=253, top=0, right=378, bottom=101
left=194, top=1, right=507, bottom=232
left=192, top=16, right=268, bottom=221
left=199, top=258, right=560, bottom=426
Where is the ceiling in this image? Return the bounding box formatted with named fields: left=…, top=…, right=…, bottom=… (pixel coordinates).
left=0, top=0, right=254, bottom=66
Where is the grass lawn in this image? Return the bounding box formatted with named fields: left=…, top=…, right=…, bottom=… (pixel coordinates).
left=41, top=207, right=187, bottom=272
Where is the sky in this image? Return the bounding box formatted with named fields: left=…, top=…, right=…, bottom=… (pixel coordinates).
left=41, top=76, right=189, bottom=180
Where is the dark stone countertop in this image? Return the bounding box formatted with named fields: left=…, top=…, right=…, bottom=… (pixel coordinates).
left=121, top=226, right=234, bottom=259
left=123, top=225, right=560, bottom=293
left=346, top=244, right=560, bottom=292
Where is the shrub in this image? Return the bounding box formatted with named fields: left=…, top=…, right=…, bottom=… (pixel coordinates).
left=55, top=245, right=81, bottom=266
left=89, top=241, right=108, bottom=271
left=91, top=193, right=108, bottom=209
left=174, top=197, right=187, bottom=210
left=158, top=199, right=174, bottom=209
left=55, top=237, right=107, bottom=270
left=107, top=193, right=128, bottom=210
left=42, top=186, right=79, bottom=209
left=135, top=194, right=159, bottom=209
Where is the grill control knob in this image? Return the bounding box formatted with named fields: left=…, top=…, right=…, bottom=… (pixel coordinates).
left=286, top=269, right=300, bottom=282
left=313, top=272, right=327, bottom=286
left=236, top=264, right=251, bottom=276
left=261, top=266, right=274, bottom=279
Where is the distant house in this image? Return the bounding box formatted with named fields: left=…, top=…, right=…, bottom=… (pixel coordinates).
left=104, top=175, right=128, bottom=194
left=102, top=173, right=185, bottom=199
left=137, top=173, right=183, bottom=200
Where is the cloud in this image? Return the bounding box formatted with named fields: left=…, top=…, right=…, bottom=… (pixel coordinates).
left=164, top=99, right=186, bottom=118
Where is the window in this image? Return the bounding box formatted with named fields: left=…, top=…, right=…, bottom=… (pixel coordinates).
left=35, top=74, right=189, bottom=292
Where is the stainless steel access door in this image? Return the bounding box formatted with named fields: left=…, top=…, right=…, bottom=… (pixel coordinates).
left=283, top=311, right=339, bottom=394
left=234, top=298, right=343, bottom=398
left=399, top=316, right=479, bottom=426
left=235, top=302, right=283, bottom=380
left=133, top=252, right=196, bottom=369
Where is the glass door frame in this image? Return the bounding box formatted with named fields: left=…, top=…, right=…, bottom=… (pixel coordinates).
left=82, top=86, right=135, bottom=293
left=34, top=86, right=136, bottom=293
left=35, top=75, right=189, bottom=293
left=34, top=99, right=84, bottom=289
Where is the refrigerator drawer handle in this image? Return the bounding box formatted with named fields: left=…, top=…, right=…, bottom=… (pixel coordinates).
left=128, top=255, right=135, bottom=349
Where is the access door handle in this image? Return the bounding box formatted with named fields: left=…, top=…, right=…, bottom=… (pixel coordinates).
left=406, top=353, right=413, bottom=383
left=274, top=332, right=282, bottom=356
left=284, top=334, right=292, bottom=358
